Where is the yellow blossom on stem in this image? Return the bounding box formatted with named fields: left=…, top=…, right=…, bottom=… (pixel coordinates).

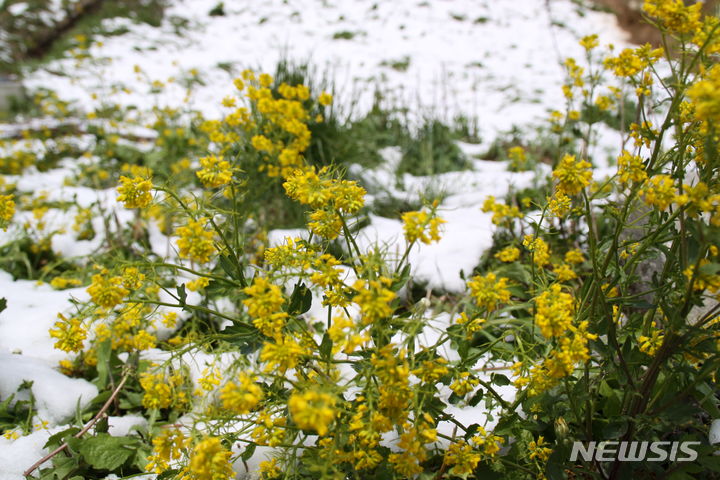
left=196, top=155, right=233, bottom=188
left=352, top=277, right=396, bottom=324
left=495, top=246, right=520, bottom=262
left=288, top=390, right=336, bottom=436
left=87, top=270, right=129, bottom=308
left=176, top=218, right=216, bottom=264
left=183, top=437, right=234, bottom=480
left=445, top=440, right=481, bottom=477
left=401, top=209, right=446, bottom=244
left=534, top=284, right=575, bottom=338
left=467, top=272, right=511, bottom=312
left=0, top=194, right=15, bottom=230
left=49, top=313, right=87, bottom=352
left=117, top=176, right=153, bottom=208
left=553, top=154, right=592, bottom=196
left=220, top=372, right=263, bottom=414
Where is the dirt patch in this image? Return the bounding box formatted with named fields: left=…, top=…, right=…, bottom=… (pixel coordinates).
left=592, top=0, right=717, bottom=45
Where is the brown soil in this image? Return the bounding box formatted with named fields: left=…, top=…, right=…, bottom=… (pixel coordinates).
left=592, top=0, right=718, bottom=45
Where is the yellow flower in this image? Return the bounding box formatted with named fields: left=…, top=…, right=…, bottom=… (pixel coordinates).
left=528, top=436, right=553, bottom=462
left=243, top=276, right=285, bottom=318
left=548, top=192, right=572, bottom=217
left=0, top=194, right=16, bottom=230
left=445, top=440, right=481, bottom=477
left=640, top=175, right=687, bottom=210
left=196, top=155, right=233, bottom=188
left=553, top=154, right=592, bottom=196
left=220, top=372, right=263, bottom=414
left=117, top=176, right=153, bottom=208
left=49, top=314, right=87, bottom=352
left=495, top=246, right=520, bottom=262
left=184, top=437, right=234, bottom=480
left=467, top=272, right=511, bottom=312
left=260, top=337, right=305, bottom=373
left=146, top=428, right=188, bottom=473
left=87, top=271, right=129, bottom=308
left=352, top=277, right=396, bottom=324
left=688, top=66, right=720, bottom=124
left=535, top=284, right=575, bottom=339
left=288, top=390, right=336, bottom=436
left=401, top=210, right=445, bottom=244
left=523, top=235, right=551, bottom=267
left=308, top=209, right=343, bottom=239
left=617, top=150, right=648, bottom=185
left=186, top=277, right=210, bottom=292
left=450, top=371, right=479, bottom=397
left=318, top=92, right=333, bottom=106
left=481, top=196, right=524, bottom=225
left=176, top=218, right=216, bottom=264
left=643, top=0, right=702, bottom=34
left=639, top=330, right=664, bottom=356
left=564, top=249, right=585, bottom=264
left=553, top=263, right=577, bottom=282
left=580, top=34, right=599, bottom=51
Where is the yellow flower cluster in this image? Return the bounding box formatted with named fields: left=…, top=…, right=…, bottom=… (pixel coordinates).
left=196, top=155, right=233, bottom=188
left=146, top=428, right=188, bottom=473
left=687, top=65, right=720, bottom=124
left=87, top=270, right=129, bottom=309
left=617, top=150, right=648, bottom=185
left=552, top=154, right=592, bottom=196
left=371, top=345, right=412, bottom=422
left=603, top=44, right=663, bottom=77
left=0, top=194, right=15, bottom=230
left=117, top=175, right=153, bottom=208
left=140, top=370, right=189, bottom=410
left=401, top=209, right=446, bottom=244
left=467, top=272, right=511, bottom=312
left=220, top=372, right=263, bottom=414
left=495, top=246, right=520, bottom=262
left=180, top=437, right=234, bottom=480
left=528, top=436, right=553, bottom=462
left=523, top=234, right=551, bottom=267
left=176, top=218, right=216, bottom=264
left=534, top=284, right=575, bottom=338
left=639, top=330, right=664, bottom=356
left=49, top=313, right=87, bottom=353
left=260, top=336, right=306, bottom=373
left=288, top=390, right=336, bottom=436
left=639, top=174, right=686, bottom=210
left=352, top=277, right=396, bottom=324
left=643, top=0, right=702, bottom=34
left=284, top=167, right=366, bottom=212
left=481, top=195, right=524, bottom=225
left=445, top=440, right=481, bottom=476
left=387, top=419, right=436, bottom=477
left=242, top=276, right=287, bottom=338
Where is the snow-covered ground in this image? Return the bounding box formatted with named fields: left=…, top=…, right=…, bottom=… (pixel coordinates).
left=0, top=0, right=632, bottom=478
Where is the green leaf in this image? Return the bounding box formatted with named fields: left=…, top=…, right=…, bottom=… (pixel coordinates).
left=95, top=339, right=111, bottom=389
left=176, top=284, right=188, bottom=305
left=491, top=373, right=510, bottom=386
left=288, top=283, right=312, bottom=315
left=319, top=333, right=333, bottom=359
left=241, top=442, right=257, bottom=461
left=78, top=434, right=135, bottom=470
left=0, top=298, right=6, bottom=314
